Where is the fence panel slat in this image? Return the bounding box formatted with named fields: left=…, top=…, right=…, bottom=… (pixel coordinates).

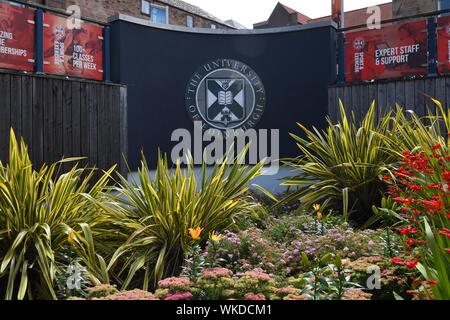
left=120, top=86, right=128, bottom=175
left=88, top=83, right=98, bottom=168
left=71, top=82, right=81, bottom=158
left=395, top=81, right=406, bottom=108
left=386, top=82, right=396, bottom=110
left=21, top=76, right=33, bottom=154
left=111, top=86, right=121, bottom=172
left=446, top=77, right=450, bottom=114
left=360, top=84, right=369, bottom=118
left=43, top=78, right=54, bottom=164
left=32, top=77, right=44, bottom=167
left=54, top=80, right=64, bottom=161
left=414, top=79, right=426, bottom=116
left=10, top=75, right=22, bottom=134
left=80, top=82, right=90, bottom=166
left=405, top=80, right=416, bottom=115
left=0, top=74, right=11, bottom=161
left=435, top=77, right=446, bottom=105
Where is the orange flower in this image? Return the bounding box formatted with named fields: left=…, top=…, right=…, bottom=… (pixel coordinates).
left=312, top=204, right=323, bottom=220
left=188, top=227, right=203, bottom=240
left=316, top=211, right=323, bottom=221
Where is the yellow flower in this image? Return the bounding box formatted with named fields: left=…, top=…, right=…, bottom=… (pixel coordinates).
left=209, top=231, right=223, bottom=243
left=189, top=227, right=203, bottom=240
left=313, top=204, right=321, bottom=212
left=317, top=211, right=323, bottom=221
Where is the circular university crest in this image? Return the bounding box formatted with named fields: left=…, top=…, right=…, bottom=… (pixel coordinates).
left=186, top=59, right=266, bottom=130
left=353, top=37, right=365, bottom=51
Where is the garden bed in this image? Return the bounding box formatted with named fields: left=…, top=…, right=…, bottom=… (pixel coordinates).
left=1, top=100, right=450, bottom=301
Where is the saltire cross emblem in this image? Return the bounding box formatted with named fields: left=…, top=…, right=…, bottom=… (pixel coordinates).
left=206, top=78, right=245, bottom=127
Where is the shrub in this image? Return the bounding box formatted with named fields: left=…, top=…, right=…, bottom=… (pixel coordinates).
left=345, top=256, right=415, bottom=300
left=102, top=151, right=267, bottom=290
left=72, top=286, right=158, bottom=300
left=195, top=268, right=235, bottom=300
left=55, top=250, right=91, bottom=299
left=204, top=214, right=391, bottom=277
left=235, top=269, right=277, bottom=299
left=162, top=291, right=193, bottom=300
left=155, top=268, right=276, bottom=300
left=280, top=102, right=398, bottom=225
left=204, top=228, right=285, bottom=275
left=342, top=289, right=372, bottom=300
left=106, top=289, right=158, bottom=300
left=0, top=129, right=114, bottom=300
left=85, top=284, right=119, bottom=299
left=181, top=244, right=206, bottom=280
left=264, top=216, right=302, bottom=243
left=282, top=219, right=389, bottom=275
left=280, top=99, right=448, bottom=226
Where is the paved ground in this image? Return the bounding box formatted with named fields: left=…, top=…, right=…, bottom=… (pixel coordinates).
left=127, top=166, right=294, bottom=195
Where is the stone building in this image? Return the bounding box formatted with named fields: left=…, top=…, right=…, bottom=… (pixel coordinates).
left=27, top=0, right=234, bottom=29
left=392, top=0, right=439, bottom=18
left=254, top=1, right=393, bottom=29
left=255, top=1, right=450, bottom=30
left=253, top=2, right=310, bottom=29
left=308, top=2, right=393, bottom=28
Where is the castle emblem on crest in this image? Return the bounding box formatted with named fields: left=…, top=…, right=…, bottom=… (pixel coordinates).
left=206, top=79, right=245, bottom=126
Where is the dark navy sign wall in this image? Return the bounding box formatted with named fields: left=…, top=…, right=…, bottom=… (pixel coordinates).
left=110, top=16, right=337, bottom=168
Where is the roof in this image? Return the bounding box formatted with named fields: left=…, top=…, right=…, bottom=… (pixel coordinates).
left=225, top=19, right=247, bottom=30
left=253, top=2, right=311, bottom=27
left=157, top=0, right=234, bottom=28
left=254, top=1, right=392, bottom=29
left=280, top=3, right=310, bottom=24
left=308, top=2, right=393, bottom=28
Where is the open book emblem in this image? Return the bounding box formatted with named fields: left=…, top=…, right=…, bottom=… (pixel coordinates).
left=206, top=78, right=245, bottom=127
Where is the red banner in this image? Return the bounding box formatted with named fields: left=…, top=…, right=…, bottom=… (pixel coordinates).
left=0, top=2, right=35, bottom=71
left=43, top=13, right=103, bottom=80
left=437, top=16, right=450, bottom=75
left=345, top=20, right=428, bottom=82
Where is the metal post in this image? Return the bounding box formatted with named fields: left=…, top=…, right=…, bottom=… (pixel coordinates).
left=103, top=26, right=111, bottom=82
left=337, top=31, right=345, bottom=83
left=332, top=0, right=344, bottom=28
left=333, top=0, right=345, bottom=83
left=427, top=16, right=438, bottom=76
left=35, top=9, right=44, bottom=74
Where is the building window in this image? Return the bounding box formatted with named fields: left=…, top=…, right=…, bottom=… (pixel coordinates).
left=440, top=0, right=450, bottom=10
left=141, top=0, right=150, bottom=15
left=186, top=15, right=193, bottom=28
left=150, top=4, right=168, bottom=24
left=211, top=24, right=217, bottom=29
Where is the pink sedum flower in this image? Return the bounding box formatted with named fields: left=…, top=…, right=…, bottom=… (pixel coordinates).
left=163, top=292, right=193, bottom=301
left=201, top=268, right=233, bottom=279
left=244, top=269, right=272, bottom=281
left=158, top=277, right=191, bottom=290
left=244, top=293, right=266, bottom=301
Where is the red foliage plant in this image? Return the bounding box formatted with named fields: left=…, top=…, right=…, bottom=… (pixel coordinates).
left=385, top=143, right=450, bottom=298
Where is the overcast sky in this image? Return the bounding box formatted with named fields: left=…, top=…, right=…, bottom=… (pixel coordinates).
left=185, top=0, right=392, bottom=28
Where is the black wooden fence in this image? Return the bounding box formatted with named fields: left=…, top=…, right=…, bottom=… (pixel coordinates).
left=0, top=70, right=127, bottom=175
left=328, top=75, right=450, bottom=122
